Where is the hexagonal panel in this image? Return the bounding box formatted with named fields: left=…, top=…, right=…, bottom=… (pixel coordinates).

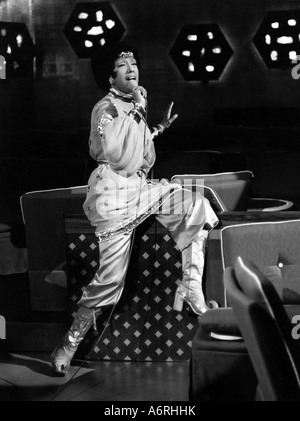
left=64, top=2, right=125, bottom=59
left=253, top=9, right=300, bottom=68
left=0, top=22, right=35, bottom=78
left=170, top=23, right=233, bottom=81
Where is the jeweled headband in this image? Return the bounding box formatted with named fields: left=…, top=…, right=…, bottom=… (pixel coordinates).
left=118, top=51, right=135, bottom=59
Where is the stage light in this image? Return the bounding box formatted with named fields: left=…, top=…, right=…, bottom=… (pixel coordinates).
left=277, top=36, right=293, bottom=44
left=271, top=50, right=278, bottom=61
left=170, top=23, right=233, bottom=82
left=253, top=9, right=300, bottom=68
left=0, top=21, right=35, bottom=79
left=64, top=2, right=125, bottom=59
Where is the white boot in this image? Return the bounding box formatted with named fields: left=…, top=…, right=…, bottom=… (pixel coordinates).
left=51, top=307, right=100, bottom=375
left=173, top=232, right=218, bottom=316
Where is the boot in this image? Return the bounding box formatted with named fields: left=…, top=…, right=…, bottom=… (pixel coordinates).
left=173, top=232, right=218, bottom=316
left=51, top=306, right=100, bottom=376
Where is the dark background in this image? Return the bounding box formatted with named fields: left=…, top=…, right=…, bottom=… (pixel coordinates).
left=1, top=0, right=300, bottom=344
left=1, top=0, right=300, bottom=199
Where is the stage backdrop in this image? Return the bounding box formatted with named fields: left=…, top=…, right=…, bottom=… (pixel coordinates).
left=1, top=0, right=300, bottom=133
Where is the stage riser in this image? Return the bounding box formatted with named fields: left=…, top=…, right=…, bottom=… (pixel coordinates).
left=65, top=217, right=199, bottom=362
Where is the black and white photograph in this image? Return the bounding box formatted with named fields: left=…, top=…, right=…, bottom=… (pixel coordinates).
left=0, top=0, right=300, bottom=403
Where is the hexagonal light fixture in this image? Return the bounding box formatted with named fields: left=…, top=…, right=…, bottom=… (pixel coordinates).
left=64, top=2, right=125, bottom=59
left=170, top=23, right=233, bottom=82
left=0, top=22, right=35, bottom=78
left=253, top=9, right=300, bottom=68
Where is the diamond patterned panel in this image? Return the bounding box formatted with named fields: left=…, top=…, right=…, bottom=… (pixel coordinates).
left=65, top=218, right=198, bottom=361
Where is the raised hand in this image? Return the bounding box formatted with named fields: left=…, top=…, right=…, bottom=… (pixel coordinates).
left=160, top=102, right=178, bottom=129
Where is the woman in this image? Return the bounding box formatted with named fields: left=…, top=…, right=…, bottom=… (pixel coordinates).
left=51, top=43, right=219, bottom=375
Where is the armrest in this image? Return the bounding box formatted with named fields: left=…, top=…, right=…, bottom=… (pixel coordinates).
left=247, top=198, right=294, bottom=212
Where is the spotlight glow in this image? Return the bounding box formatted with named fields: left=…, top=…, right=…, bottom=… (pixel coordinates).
left=213, top=47, right=221, bottom=54
left=254, top=9, right=300, bottom=68
left=277, top=36, right=293, bottom=44
left=16, top=34, right=23, bottom=47
left=78, top=12, right=88, bottom=20
left=105, top=20, right=115, bottom=29
left=265, top=34, right=271, bottom=45
left=188, top=62, right=195, bottom=72
left=87, top=26, right=104, bottom=36
left=170, top=23, right=233, bottom=81
left=0, top=22, right=35, bottom=78
left=270, top=50, right=278, bottom=61
left=64, top=3, right=125, bottom=58
left=96, top=11, right=104, bottom=22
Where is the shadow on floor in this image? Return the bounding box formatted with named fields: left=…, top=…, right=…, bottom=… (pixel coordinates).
left=0, top=352, right=190, bottom=401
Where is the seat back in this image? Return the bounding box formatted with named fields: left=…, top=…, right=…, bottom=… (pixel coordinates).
left=20, top=186, right=87, bottom=311
left=171, top=170, right=253, bottom=211
left=221, top=220, right=300, bottom=306
left=170, top=182, right=226, bottom=213
left=225, top=257, right=300, bottom=401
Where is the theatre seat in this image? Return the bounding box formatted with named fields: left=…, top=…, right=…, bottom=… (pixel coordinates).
left=225, top=257, right=300, bottom=401
left=171, top=171, right=254, bottom=211
left=20, top=186, right=87, bottom=311
left=171, top=171, right=294, bottom=213
left=190, top=219, right=300, bottom=401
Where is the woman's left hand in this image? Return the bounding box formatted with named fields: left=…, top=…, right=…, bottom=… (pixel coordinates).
left=160, top=102, right=178, bottom=129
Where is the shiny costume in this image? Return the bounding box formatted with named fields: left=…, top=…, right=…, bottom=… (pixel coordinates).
left=51, top=87, right=218, bottom=375
left=80, top=87, right=218, bottom=309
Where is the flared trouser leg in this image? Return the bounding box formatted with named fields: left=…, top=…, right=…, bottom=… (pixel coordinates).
left=51, top=232, right=133, bottom=375
left=78, top=232, right=134, bottom=309
left=155, top=187, right=218, bottom=251
left=156, top=188, right=219, bottom=315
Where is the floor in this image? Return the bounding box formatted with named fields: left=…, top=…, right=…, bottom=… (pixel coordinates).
left=0, top=351, right=190, bottom=401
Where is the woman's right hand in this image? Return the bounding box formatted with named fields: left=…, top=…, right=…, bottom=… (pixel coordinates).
left=132, top=86, right=147, bottom=109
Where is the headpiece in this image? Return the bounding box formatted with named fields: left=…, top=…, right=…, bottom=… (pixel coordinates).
left=118, top=51, right=135, bottom=59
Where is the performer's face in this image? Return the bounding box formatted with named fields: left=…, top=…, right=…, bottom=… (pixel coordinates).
left=112, top=57, right=139, bottom=94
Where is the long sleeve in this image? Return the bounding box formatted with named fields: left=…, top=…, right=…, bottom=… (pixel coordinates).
left=89, top=94, right=155, bottom=177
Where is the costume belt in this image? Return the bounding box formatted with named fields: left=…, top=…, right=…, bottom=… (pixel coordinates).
left=97, top=160, right=146, bottom=179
